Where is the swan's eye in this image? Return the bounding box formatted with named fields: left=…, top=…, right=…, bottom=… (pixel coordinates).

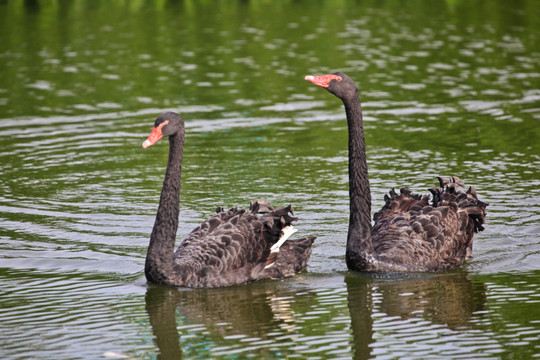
left=156, top=120, right=169, bottom=131
left=336, top=76, right=342, bottom=82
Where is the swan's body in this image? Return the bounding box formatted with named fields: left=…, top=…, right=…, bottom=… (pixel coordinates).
left=305, top=72, right=487, bottom=272
left=143, top=112, right=315, bottom=288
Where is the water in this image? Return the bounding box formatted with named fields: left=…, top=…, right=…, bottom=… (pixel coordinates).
left=1, top=0, right=539, bottom=359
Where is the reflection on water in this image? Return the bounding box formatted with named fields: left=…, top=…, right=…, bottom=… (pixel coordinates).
left=147, top=280, right=367, bottom=358
left=145, top=283, right=300, bottom=359
left=145, top=272, right=492, bottom=359
left=347, top=273, right=488, bottom=359
left=1, top=0, right=540, bottom=358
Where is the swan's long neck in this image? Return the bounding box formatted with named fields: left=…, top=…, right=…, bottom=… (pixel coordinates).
left=343, top=93, right=373, bottom=270
left=145, top=132, right=184, bottom=285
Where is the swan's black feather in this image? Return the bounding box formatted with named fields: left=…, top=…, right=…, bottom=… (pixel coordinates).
left=370, top=177, right=486, bottom=271
left=172, top=199, right=315, bottom=288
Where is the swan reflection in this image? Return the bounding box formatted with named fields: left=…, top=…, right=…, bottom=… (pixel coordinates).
left=346, top=271, right=487, bottom=360
left=144, top=282, right=307, bottom=358
left=144, top=272, right=486, bottom=359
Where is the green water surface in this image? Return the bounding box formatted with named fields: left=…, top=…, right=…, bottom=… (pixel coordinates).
left=1, top=0, right=539, bottom=359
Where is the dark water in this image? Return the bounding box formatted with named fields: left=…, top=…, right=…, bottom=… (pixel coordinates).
left=1, top=1, right=540, bottom=359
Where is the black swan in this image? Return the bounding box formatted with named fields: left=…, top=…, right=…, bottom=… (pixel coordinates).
left=305, top=72, right=487, bottom=272
left=142, top=112, right=315, bottom=288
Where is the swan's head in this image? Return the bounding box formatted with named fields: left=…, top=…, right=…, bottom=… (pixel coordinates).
left=142, top=112, right=185, bottom=148
left=304, top=72, right=358, bottom=100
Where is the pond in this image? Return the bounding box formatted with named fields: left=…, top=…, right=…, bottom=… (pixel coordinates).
left=1, top=0, right=539, bottom=359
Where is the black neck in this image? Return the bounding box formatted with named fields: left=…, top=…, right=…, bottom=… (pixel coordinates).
left=343, top=94, right=373, bottom=269
left=145, top=132, right=184, bottom=284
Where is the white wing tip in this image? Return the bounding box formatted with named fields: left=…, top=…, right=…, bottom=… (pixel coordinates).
left=270, top=226, right=298, bottom=253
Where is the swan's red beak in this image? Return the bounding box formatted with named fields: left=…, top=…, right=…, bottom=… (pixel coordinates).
left=142, top=121, right=168, bottom=148
left=305, top=74, right=342, bottom=88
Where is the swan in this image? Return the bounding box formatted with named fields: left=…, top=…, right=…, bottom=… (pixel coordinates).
left=305, top=72, right=487, bottom=272
left=142, top=112, right=315, bottom=287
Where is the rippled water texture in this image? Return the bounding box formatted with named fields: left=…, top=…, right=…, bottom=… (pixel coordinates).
left=1, top=1, right=539, bottom=359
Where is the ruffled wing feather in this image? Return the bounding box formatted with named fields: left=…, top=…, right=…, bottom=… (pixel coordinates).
left=371, top=177, right=487, bottom=271
left=171, top=199, right=315, bottom=288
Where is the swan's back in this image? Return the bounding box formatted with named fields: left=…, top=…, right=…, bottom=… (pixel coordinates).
left=171, top=199, right=315, bottom=288
left=370, top=176, right=487, bottom=271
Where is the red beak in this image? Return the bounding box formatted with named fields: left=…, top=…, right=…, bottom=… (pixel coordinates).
left=304, top=74, right=342, bottom=88
left=142, top=121, right=168, bottom=148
